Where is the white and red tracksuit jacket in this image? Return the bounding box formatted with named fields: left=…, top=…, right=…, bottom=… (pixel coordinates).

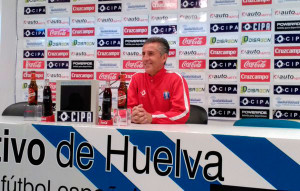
left=128, top=68, right=190, bottom=124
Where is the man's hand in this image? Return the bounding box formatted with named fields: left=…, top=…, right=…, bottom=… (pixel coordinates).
left=132, top=104, right=152, bottom=124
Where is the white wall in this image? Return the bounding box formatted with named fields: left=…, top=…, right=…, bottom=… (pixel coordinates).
left=0, top=0, right=17, bottom=114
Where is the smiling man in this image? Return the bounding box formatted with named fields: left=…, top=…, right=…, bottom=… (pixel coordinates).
left=127, top=37, right=190, bottom=124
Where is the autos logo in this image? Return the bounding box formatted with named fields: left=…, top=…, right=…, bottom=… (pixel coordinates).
left=151, top=25, right=177, bottom=35
left=240, top=97, right=270, bottom=107
left=47, top=28, right=70, bottom=37
left=242, top=0, right=272, bottom=5
left=274, top=85, right=300, bottom=95
left=71, top=72, right=94, bottom=80
left=72, top=28, right=95, bottom=36
left=273, top=74, right=296, bottom=80
left=151, top=15, right=171, bottom=23
left=240, top=72, right=270, bottom=82
left=178, top=49, right=206, bottom=57
left=96, top=72, right=119, bottom=81
left=71, top=61, right=94, bottom=70
left=98, top=3, right=122, bottom=12
left=240, top=47, right=271, bottom=57
left=179, top=36, right=206, bottom=46
left=124, top=26, right=148, bottom=35
left=24, top=6, right=46, bottom=15
left=71, top=50, right=95, bottom=58
left=97, top=50, right=121, bottom=58
left=71, top=17, right=95, bottom=25
left=97, top=38, right=121, bottom=47
left=23, top=50, right=45, bottom=58
left=275, top=34, right=300, bottom=44
left=209, top=48, right=238, bottom=57
left=23, top=60, right=45, bottom=69
left=23, top=71, right=44, bottom=80
left=208, top=108, right=236, bottom=118
left=23, top=19, right=46, bottom=26
left=124, top=15, right=149, bottom=23
left=122, top=50, right=142, bottom=58
left=24, top=29, right=45, bottom=37
left=181, top=0, right=206, bottom=8
left=179, top=60, right=206, bottom=69
left=123, top=38, right=147, bottom=47
left=273, top=110, right=300, bottom=120
left=123, top=60, right=144, bottom=69
left=241, top=9, right=272, bottom=19
left=151, top=0, right=177, bottom=10
left=210, top=23, right=239, bottom=33
left=274, top=46, right=300, bottom=56
left=47, top=61, right=69, bottom=69
left=72, top=4, right=95, bottom=13
left=242, top=22, right=271, bottom=32
left=47, top=50, right=69, bottom=58
left=47, top=18, right=69, bottom=25
left=210, top=11, right=239, bottom=20
left=209, top=84, right=237, bottom=94
left=209, top=60, right=237, bottom=69
left=241, top=59, right=271, bottom=69
left=274, top=9, right=300, bottom=17
left=275, top=20, right=300, bottom=32
left=208, top=73, right=237, bottom=81
left=97, top=16, right=122, bottom=24
left=274, top=59, right=300, bottom=69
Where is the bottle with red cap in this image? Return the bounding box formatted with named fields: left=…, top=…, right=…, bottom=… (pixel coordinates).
left=42, top=79, right=53, bottom=117
left=28, top=71, right=38, bottom=105
left=101, top=80, right=112, bottom=120
left=118, top=72, right=127, bottom=109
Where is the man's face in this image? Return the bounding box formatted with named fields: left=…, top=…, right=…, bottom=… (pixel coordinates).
left=142, top=42, right=167, bottom=76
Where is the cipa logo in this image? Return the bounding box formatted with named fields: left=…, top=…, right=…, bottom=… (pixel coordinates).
left=274, top=59, right=300, bottom=69
left=209, top=84, right=237, bottom=94
left=47, top=61, right=69, bottom=69
left=210, top=23, right=239, bottom=33
left=24, top=6, right=46, bottom=15
left=57, top=111, right=93, bottom=122
left=242, top=22, right=271, bottom=32
left=240, top=97, right=270, bottom=107
left=209, top=60, right=237, bottom=70
left=151, top=25, right=177, bottom=35
left=275, top=34, right=300, bottom=44
left=181, top=0, right=204, bottom=8
left=208, top=108, right=237, bottom=118
left=24, top=29, right=45, bottom=37
left=98, top=3, right=122, bottom=13
left=273, top=110, right=300, bottom=120
left=23, top=50, right=45, bottom=58
left=274, top=85, right=300, bottom=95
left=97, top=38, right=121, bottom=47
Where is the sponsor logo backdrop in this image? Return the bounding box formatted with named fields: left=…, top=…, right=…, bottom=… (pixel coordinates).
left=16, top=0, right=300, bottom=120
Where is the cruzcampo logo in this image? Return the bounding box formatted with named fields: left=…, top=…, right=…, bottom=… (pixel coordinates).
left=25, top=0, right=46, bottom=3
left=210, top=37, right=217, bottom=45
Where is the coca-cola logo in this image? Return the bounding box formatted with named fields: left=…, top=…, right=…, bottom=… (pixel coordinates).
left=179, top=36, right=206, bottom=46
left=124, top=72, right=136, bottom=81
left=23, top=60, right=45, bottom=69
left=123, top=60, right=143, bottom=69
left=179, top=60, right=206, bottom=69
left=47, top=28, right=70, bottom=37
left=241, top=59, right=270, bottom=69
left=96, top=72, right=119, bottom=81
left=49, top=82, right=56, bottom=92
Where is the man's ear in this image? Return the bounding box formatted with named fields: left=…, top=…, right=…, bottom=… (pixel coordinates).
left=162, top=53, right=168, bottom=63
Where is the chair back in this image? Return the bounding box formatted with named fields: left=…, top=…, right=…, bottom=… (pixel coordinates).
left=186, top=105, right=208, bottom=124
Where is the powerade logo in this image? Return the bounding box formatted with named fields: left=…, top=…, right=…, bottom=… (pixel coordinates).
left=24, top=6, right=46, bottom=15
left=240, top=97, right=270, bottom=107
left=209, top=60, right=237, bottom=69
left=275, top=34, right=300, bottom=44
left=209, top=84, right=238, bottom=94
left=23, top=50, right=45, bottom=58
left=274, top=59, right=300, bottom=69
left=47, top=61, right=69, bottom=69
left=210, top=23, right=239, bottom=33
left=273, top=110, right=300, bottom=120
left=208, top=108, right=236, bottom=118
left=242, top=22, right=271, bottom=32
left=151, top=25, right=177, bottom=35
left=97, top=38, right=121, bottom=47
left=275, top=20, right=300, bottom=31
left=71, top=61, right=94, bottom=70
left=123, top=38, right=147, bottom=47
left=24, top=29, right=45, bottom=37
left=48, top=0, right=70, bottom=2
left=240, top=109, right=269, bottom=119
left=181, top=0, right=206, bottom=8
left=98, top=3, right=122, bottom=12
left=274, top=85, right=300, bottom=95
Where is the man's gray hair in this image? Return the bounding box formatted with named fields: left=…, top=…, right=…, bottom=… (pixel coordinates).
left=143, top=37, right=170, bottom=55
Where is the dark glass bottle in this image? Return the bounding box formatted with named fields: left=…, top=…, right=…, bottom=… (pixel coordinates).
left=118, top=72, right=127, bottom=109
left=42, top=79, right=53, bottom=117
left=28, top=71, right=38, bottom=105
left=101, top=80, right=112, bottom=120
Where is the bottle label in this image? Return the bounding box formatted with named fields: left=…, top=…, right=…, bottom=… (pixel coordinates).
left=28, top=88, right=37, bottom=103
left=103, top=98, right=111, bottom=102
left=118, top=91, right=127, bottom=106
